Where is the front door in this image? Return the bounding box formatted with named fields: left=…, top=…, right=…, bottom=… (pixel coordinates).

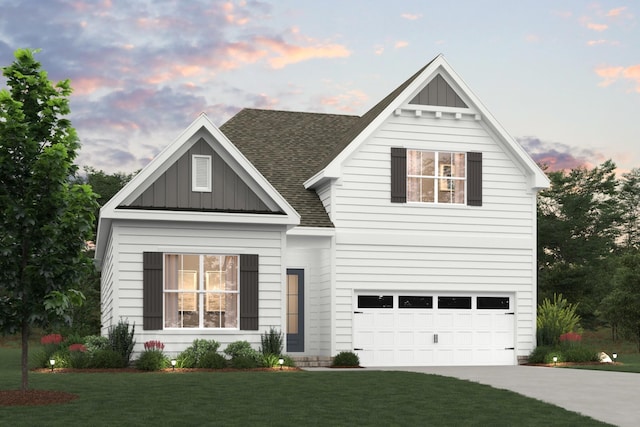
left=286, top=269, right=304, bottom=352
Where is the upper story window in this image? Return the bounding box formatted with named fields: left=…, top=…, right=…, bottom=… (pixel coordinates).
left=407, top=150, right=465, bottom=204
left=192, top=155, right=212, bottom=192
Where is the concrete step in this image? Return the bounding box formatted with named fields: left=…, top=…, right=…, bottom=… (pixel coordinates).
left=290, top=356, right=333, bottom=368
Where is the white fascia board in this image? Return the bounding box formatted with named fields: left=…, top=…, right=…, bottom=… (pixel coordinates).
left=103, top=208, right=298, bottom=226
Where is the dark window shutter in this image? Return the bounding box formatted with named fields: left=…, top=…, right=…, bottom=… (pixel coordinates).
left=240, top=254, right=259, bottom=330
left=467, top=152, right=482, bottom=206
left=143, top=252, right=163, bottom=330
left=391, top=147, right=407, bottom=203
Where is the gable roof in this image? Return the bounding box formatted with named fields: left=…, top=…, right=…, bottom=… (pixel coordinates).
left=304, top=54, right=550, bottom=191
left=220, top=109, right=360, bottom=228
left=95, top=113, right=300, bottom=263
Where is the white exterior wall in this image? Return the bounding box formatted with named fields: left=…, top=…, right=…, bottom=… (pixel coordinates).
left=330, top=113, right=538, bottom=360
left=103, top=219, right=287, bottom=358
left=100, top=229, right=117, bottom=335
left=285, top=234, right=333, bottom=356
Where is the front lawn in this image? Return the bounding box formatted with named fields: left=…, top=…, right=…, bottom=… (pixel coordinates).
left=0, top=348, right=611, bottom=426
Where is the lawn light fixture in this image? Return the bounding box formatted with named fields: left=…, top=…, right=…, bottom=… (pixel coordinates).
left=49, top=359, right=55, bottom=372
left=278, top=358, right=284, bottom=370
left=612, top=353, right=618, bottom=363
left=171, top=359, right=176, bottom=371
left=552, top=356, right=558, bottom=366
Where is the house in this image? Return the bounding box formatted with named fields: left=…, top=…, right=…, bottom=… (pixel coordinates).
left=94, top=55, right=549, bottom=366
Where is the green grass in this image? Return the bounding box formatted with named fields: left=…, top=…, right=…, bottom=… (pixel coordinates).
left=0, top=347, right=612, bottom=426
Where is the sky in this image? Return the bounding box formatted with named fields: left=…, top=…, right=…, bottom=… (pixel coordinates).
left=0, top=0, right=638, bottom=174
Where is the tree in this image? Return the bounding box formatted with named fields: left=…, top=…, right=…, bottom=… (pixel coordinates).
left=618, top=168, right=640, bottom=250
left=537, top=160, right=622, bottom=324
left=0, top=49, right=98, bottom=390
left=601, top=251, right=640, bottom=351
left=80, top=166, right=135, bottom=233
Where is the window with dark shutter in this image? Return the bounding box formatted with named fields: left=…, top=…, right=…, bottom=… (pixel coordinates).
left=239, top=254, right=259, bottom=330
left=143, top=252, right=163, bottom=330
left=391, top=147, right=407, bottom=203
left=467, top=152, right=482, bottom=206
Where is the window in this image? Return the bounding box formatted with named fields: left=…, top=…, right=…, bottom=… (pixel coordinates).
left=358, top=295, right=393, bottom=308
left=399, top=296, right=433, bottom=309
left=192, top=155, right=212, bottom=192
left=164, top=254, right=238, bottom=328
left=438, top=296, right=471, bottom=309
left=407, top=150, right=465, bottom=203
left=477, top=297, right=510, bottom=310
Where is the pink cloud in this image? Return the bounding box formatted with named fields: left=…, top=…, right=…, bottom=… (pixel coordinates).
left=401, top=13, right=422, bottom=20
left=374, top=45, right=384, bottom=55
left=587, top=39, right=607, bottom=46
left=395, top=41, right=409, bottom=49
left=71, top=77, right=119, bottom=96
left=587, top=22, right=608, bottom=31
left=525, top=34, right=540, bottom=43
left=253, top=35, right=350, bottom=69
left=595, top=64, right=640, bottom=92
left=606, top=7, right=627, bottom=17
left=320, top=89, right=368, bottom=113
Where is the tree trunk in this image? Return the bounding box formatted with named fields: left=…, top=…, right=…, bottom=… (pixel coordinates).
left=21, top=320, right=29, bottom=391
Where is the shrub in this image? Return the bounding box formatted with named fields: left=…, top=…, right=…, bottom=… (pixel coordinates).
left=198, top=352, right=227, bottom=369
left=89, top=349, right=124, bottom=368
left=224, top=340, right=260, bottom=362
left=261, top=353, right=280, bottom=368
left=260, top=327, right=283, bottom=356
left=231, top=354, right=258, bottom=369
left=136, top=350, right=168, bottom=371
left=281, top=354, right=296, bottom=367
left=68, top=343, right=90, bottom=368
left=537, top=294, right=582, bottom=346
left=332, top=351, right=360, bottom=367
left=176, top=339, right=221, bottom=368
left=528, top=344, right=599, bottom=364
left=108, top=319, right=136, bottom=367
left=84, top=335, right=109, bottom=354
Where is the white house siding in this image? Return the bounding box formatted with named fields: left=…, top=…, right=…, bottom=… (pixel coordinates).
left=331, top=113, right=538, bottom=363
left=99, top=229, right=117, bottom=336
left=285, top=234, right=333, bottom=356
left=103, top=218, right=287, bottom=358
left=316, top=183, right=333, bottom=222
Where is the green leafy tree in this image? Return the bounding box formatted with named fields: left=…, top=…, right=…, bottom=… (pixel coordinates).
left=601, top=251, right=640, bottom=351
left=0, top=49, right=98, bottom=390
left=618, top=168, right=640, bottom=250
left=80, top=166, right=135, bottom=232
left=537, top=160, right=621, bottom=324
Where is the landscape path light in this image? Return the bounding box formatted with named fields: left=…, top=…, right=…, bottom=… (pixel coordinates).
left=552, top=356, right=558, bottom=367
left=278, top=358, right=284, bottom=370
left=171, top=359, right=176, bottom=371
left=612, top=353, right=618, bottom=363
left=49, top=359, right=55, bottom=372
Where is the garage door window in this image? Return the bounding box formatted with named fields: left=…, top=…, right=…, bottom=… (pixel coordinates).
left=438, top=296, right=471, bottom=309
left=477, top=297, right=509, bottom=310
left=358, top=295, right=393, bottom=308
left=399, top=296, right=433, bottom=308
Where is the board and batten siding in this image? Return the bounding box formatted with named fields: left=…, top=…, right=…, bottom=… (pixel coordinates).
left=330, top=113, right=538, bottom=360
left=105, top=219, right=286, bottom=357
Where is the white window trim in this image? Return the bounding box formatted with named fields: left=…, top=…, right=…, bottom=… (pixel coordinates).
left=407, top=149, right=466, bottom=204
left=192, top=155, right=212, bottom=192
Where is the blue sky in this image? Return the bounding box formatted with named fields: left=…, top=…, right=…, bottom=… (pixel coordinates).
left=1, top=0, right=638, bottom=174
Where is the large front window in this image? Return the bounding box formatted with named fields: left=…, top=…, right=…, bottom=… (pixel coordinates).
left=407, top=150, right=465, bottom=203
left=164, top=254, right=239, bottom=328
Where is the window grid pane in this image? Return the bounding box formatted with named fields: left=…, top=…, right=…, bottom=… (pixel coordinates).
left=407, top=149, right=465, bottom=204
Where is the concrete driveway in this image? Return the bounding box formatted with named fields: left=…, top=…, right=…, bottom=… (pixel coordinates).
left=377, top=365, right=639, bottom=427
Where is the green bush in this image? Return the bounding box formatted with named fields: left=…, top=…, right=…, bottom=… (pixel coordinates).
left=136, top=350, right=168, bottom=371
left=84, top=335, right=109, bottom=353
left=231, top=354, right=258, bottom=369
left=332, top=351, right=360, bottom=367
left=224, top=340, right=260, bottom=363
left=537, top=294, right=582, bottom=346
left=528, top=344, right=599, bottom=364
left=562, top=346, right=599, bottom=363
left=89, top=349, right=125, bottom=368
left=260, top=327, right=283, bottom=356
left=108, top=320, right=136, bottom=367
left=198, top=351, right=227, bottom=369
left=176, top=339, right=221, bottom=368
left=281, top=354, right=296, bottom=367
left=261, top=353, right=280, bottom=368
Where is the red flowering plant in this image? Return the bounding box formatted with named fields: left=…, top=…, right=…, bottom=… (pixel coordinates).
left=136, top=340, right=169, bottom=371
left=69, top=343, right=88, bottom=352
left=38, top=333, right=66, bottom=368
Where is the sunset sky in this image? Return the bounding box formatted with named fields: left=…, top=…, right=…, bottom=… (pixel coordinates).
left=1, top=1, right=639, bottom=174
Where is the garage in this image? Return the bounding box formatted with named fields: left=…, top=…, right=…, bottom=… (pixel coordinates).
left=353, top=293, right=515, bottom=366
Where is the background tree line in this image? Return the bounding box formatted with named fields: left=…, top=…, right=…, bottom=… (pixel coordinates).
left=538, top=160, right=640, bottom=348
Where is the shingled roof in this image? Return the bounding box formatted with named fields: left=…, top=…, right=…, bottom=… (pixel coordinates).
left=219, top=60, right=432, bottom=228
left=220, top=109, right=359, bottom=227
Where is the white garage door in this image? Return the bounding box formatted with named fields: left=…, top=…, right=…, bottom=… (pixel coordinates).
left=353, top=294, right=515, bottom=366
